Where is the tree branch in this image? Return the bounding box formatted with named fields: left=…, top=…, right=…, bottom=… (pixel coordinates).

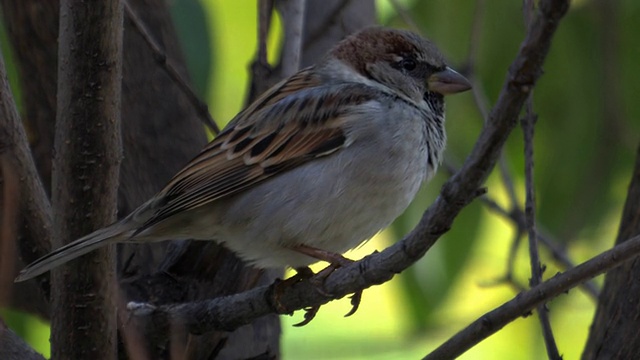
left=276, top=0, right=306, bottom=77
left=523, top=92, right=560, bottom=359
left=0, top=45, right=53, bottom=296
left=123, top=0, right=219, bottom=134
left=582, top=147, right=640, bottom=357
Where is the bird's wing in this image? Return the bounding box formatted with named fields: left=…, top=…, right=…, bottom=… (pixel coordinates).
left=137, top=68, right=380, bottom=231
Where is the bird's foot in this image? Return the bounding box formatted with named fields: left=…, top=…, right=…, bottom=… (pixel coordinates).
left=290, top=245, right=364, bottom=324
left=271, top=245, right=365, bottom=326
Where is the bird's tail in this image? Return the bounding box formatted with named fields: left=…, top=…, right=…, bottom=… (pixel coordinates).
left=15, top=222, right=133, bottom=282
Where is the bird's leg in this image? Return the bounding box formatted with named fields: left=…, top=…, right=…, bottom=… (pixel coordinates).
left=243, top=268, right=266, bottom=290
left=290, top=244, right=354, bottom=267
left=277, top=266, right=315, bottom=290
left=289, top=244, right=364, bottom=322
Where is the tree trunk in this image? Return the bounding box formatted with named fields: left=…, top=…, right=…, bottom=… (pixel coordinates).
left=582, top=144, right=640, bottom=359
left=50, top=1, right=123, bottom=358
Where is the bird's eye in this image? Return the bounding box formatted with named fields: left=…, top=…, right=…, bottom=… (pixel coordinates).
left=400, top=58, right=417, bottom=71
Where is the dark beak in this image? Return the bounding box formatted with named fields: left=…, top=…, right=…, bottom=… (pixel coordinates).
left=428, top=67, right=472, bottom=95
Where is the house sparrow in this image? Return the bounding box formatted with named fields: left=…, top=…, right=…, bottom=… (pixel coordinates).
left=16, top=27, right=470, bottom=293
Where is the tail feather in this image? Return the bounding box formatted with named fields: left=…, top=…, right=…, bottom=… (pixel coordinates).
left=15, top=222, right=132, bottom=282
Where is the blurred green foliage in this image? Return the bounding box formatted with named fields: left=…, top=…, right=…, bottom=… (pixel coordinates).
left=169, top=0, right=213, bottom=99
left=4, top=0, right=639, bottom=359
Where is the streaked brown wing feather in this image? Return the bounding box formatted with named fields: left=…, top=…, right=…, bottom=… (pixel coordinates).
left=138, top=69, right=380, bottom=230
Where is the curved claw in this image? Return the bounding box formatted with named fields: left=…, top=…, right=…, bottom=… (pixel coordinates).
left=344, top=290, right=363, bottom=317
left=293, top=306, right=321, bottom=327
left=273, top=246, right=369, bottom=325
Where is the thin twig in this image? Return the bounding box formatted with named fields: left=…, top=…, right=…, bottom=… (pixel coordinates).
left=303, top=0, right=352, bottom=51
left=246, top=0, right=276, bottom=102
left=523, top=89, right=561, bottom=359
left=123, top=0, right=219, bottom=134
left=521, top=0, right=560, bottom=356
left=276, top=0, right=306, bottom=77
left=0, top=46, right=52, bottom=296
left=257, top=0, right=274, bottom=67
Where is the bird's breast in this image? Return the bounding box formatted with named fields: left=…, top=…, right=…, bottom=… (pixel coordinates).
left=215, top=100, right=442, bottom=268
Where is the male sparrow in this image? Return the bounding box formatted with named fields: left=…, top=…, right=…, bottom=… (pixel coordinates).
left=16, top=27, right=471, bottom=300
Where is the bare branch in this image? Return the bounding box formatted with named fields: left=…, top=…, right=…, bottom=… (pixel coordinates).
left=258, top=0, right=275, bottom=66
left=0, top=46, right=53, bottom=295
left=522, top=83, right=560, bottom=360
left=123, top=0, right=220, bottom=134
left=277, top=0, right=306, bottom=77
left=520, top=2, right=560, bottom=358
left=302, top=0, right=353, bottom=53
left=247, top=0, right=276, bottom=102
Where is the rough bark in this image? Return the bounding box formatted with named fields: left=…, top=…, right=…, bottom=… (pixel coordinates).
left=0, top=0, right=56, bottom=315
left=301, top=0, right=376, bottom=67
left=50, top=1, right=123, bottom=358
left=0, top=0, right=59, bottom=194
left=582, top=144, right=640, bottom=359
